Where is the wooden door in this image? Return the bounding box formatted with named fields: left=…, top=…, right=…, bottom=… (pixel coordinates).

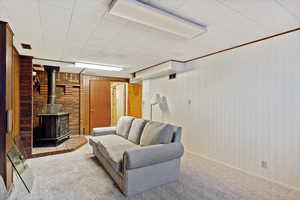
left=128, top=83, right=142, bottom=118
left=90, top=80, right=111, bottom=131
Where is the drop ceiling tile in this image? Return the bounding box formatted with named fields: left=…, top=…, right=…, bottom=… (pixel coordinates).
left=220, top=0, right=300, bottom=32
left=42, top=0, right=75, bottom=10
left=77, top=0, right=111, bottom=8
left=172, top=0, right=246, bottom=27
left=78, top=14, right=130, bottom=58
left=0, top=1, right=10, bottom=22
left=39, top=2, right=73, bottom=59
left=2, top=0, right=299, bottom=72
left=275, top=0, right=300, bottom=22
left=2, top=0, right=43, bottom=55
left=60, top=0, right=109, bottom=60
left=91, top=15, right=128, bottom=41
left=174, top=23, right=270, bottom=61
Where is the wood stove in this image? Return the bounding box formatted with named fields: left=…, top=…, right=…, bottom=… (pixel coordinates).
left=34, top=66, right=70, bottom=146
left=36, top=112, right=70, bottom=145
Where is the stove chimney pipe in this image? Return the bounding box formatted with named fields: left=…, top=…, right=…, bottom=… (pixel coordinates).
left=44, top=66, right=60, bottom=104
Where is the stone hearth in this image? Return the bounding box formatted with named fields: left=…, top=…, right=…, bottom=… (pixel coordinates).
left=31, top=136, right=87, bottom=158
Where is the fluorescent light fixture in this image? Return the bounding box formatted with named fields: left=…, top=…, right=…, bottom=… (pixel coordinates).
left=75, top=62, right=123, bottom=71
left=109, top=0, right=207, bottom=39
left=131, top=61, right=189, bottom=82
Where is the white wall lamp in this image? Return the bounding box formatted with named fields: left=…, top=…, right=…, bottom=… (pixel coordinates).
left=150, top=94, right=161, bottom=120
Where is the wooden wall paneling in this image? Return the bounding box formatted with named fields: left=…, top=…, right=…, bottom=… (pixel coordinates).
left=79, top=73, right=84, bottom=134
left=79, top=74, right=91, bottom=135
left=0, top=21, right=14, bottom=189
left=12, top=47, right=20, bottom=141
left=128, top=83, right=142, bottom=118
left=125, top=83, right=128, bottom=115
left=0, top=21, right=7, bottom=189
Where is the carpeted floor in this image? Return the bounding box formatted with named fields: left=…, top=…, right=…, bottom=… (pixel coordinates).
left=12, top=141, right=300, bottom=200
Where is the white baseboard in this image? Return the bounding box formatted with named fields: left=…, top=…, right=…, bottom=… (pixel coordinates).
left=185, top=149, right=300, bottom=193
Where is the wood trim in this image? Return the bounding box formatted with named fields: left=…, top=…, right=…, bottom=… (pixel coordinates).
left=12, top=48, right=20, bottom=142
left=0, top=22, right=7, bottom=188
left=134, top=27, right=300, bottom=73
left=184, top=27, right=300, bottom=63
left=5, top=25, right=14, bottom=188
left=0, top=21, right=14, bottom=36
left=13, top=46, right=19, bottom=55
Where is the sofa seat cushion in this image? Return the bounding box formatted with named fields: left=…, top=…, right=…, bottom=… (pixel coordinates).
left=93, top=135, right=140, bottom=172
left=140, top=121, right=174, bottom=146
left=116, top=116, right=135, bottom=139
left=128, top=119, right=148, bottom=144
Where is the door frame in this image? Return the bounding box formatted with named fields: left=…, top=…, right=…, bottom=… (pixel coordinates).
left=0, top=21, right=9, bottom=189
left=110, top=82, right=128, bottom=126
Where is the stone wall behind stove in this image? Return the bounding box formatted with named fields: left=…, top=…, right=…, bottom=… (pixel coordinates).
left=33, top=71, right=80, bottom=135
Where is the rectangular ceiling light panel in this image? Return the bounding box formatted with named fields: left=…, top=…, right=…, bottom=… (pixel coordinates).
left=109, top=0, right=206, bottom=39
left=75, top=62, right=123, bottom=71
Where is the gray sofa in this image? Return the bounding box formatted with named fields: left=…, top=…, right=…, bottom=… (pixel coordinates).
left=89, top=116, right=184, bottom=196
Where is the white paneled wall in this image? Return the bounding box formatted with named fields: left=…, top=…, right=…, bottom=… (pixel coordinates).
left=142, top=31, right=300, bottom=190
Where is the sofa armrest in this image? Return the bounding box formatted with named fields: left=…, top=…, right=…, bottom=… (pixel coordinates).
left=123, top=143, right=184, bottom=170
left=93, top=127, right=116, bottom=136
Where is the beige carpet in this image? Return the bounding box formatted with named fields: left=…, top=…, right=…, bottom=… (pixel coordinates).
left=12, top=142, right=300, bottom=200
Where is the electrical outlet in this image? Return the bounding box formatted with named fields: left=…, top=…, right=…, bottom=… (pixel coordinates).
left=261, top=161, right=268, bottom=169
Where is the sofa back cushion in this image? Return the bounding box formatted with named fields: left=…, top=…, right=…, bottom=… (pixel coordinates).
left=116, top=116, right=135, bottom=139
left=172, top=126, right=182, bottom=142
left=128, top=119, right=148, bottom=144
left=140, top=121, right=174, bottom=146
